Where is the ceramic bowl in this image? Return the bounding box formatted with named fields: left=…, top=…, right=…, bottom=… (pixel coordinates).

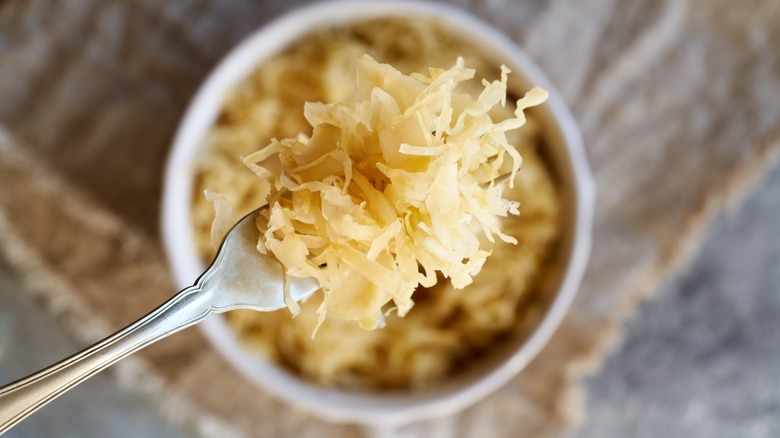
left=162, top=0, right=595, bottom=426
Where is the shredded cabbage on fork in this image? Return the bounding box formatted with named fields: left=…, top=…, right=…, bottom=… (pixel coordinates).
left=210, top=54, right=547, bottom=332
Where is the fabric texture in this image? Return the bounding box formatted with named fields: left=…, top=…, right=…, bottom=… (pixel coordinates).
left=0, top=0, right=778, bottom=436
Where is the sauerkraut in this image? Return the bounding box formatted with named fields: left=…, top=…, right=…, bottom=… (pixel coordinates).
left=192, top=18, right=561, bottom=389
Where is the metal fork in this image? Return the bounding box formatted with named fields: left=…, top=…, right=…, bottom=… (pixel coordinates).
left=0, top=209, right=318, bottom=434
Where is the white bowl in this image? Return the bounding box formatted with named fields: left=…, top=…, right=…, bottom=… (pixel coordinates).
left=162, top=0, right=595, bottom=427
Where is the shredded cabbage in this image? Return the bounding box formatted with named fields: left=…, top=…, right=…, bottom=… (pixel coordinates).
left=193, top=18, right=562, bottom=389
left=239, top=55, right=548, bottom=330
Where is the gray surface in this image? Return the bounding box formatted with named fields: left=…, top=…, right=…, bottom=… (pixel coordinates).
left=575, top=161, right=780, bottom=438
left=0, top=260, right=192, bottom=438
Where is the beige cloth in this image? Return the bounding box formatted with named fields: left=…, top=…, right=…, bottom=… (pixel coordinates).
left=1, top=0, right=779, bottom=436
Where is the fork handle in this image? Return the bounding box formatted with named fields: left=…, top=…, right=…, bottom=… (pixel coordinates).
left=0, top=285, right=212, bottom=434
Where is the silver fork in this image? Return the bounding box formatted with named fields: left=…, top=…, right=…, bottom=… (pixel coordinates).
left=0, top=209, right=318, bottom=434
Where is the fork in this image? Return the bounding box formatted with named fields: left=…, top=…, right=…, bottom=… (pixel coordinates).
left=0, top=209, right=318, bottom=434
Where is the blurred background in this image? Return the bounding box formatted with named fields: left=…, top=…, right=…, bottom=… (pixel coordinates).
left=1, top=0, right=779, bottom=437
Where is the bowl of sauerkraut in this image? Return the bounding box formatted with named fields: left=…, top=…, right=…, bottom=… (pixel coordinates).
left=162, top=0, right=594, bottom=426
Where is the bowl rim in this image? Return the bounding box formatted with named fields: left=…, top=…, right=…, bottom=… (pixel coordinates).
left=161, top=0, right=595, bottom=426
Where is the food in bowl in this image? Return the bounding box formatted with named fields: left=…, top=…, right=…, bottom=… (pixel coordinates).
left=190, top=18, right=562, bottom=390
